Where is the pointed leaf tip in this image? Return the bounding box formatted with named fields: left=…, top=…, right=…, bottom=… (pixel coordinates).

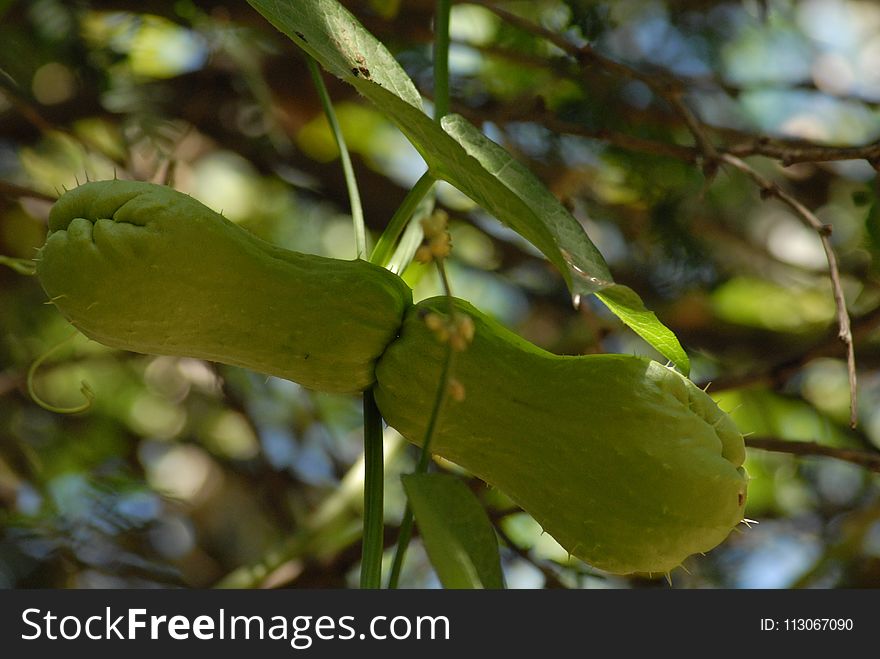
left=595, top=284, right=690, bottom=375
left=403, top=473, right=504, bottom=589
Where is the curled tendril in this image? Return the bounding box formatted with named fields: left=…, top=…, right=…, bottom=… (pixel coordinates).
left=27, top=332, right=95, bottom=414
left=0, top=255, right=37, bottom=276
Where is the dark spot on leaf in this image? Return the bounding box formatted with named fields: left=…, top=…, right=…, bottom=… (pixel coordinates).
left=738, top=492, right=745, bottom=506
left=295, top=31, right=307, bottom=42
left=304, top=353, right=310, bottom=360
left=351, top=68, right=359, bottom=77
left=358, top=67, right=370, bottom=78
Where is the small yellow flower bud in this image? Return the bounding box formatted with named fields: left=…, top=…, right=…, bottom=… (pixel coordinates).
left=448, top=378, right=466, bottom=402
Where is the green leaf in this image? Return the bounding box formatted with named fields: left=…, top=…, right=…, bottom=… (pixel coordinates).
left=440, top=114, right=614, bottom=296
left=246, top=0, right=689, bottom=372
left=246, top=0, right=423, bottom=109
left=246, top=0, right=579, bottom=291
left=596, top=285, right=690, bottom=375
left=402, top=473, right=504, bottom=589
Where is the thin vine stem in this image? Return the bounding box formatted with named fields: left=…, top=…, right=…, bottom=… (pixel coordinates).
left=386, top=342, right=456, bottom=588
left=720, top=153, right=857, bottom=428
left=27, top=332, right=95, bottom=414
left=370, top=0, right=448, bottom=271
left=433, top=0, right=452, bottom=123
left=386, top=0, right=456, bottom=592
left=307, top=57, right=367, bottom=260
left=360, top=389, right=385, bottom=588
left=387, top=264, right=457, bottom=589
left=308, top=55, right=383, bottom=589
left=369, top=171, right=435, bottom=267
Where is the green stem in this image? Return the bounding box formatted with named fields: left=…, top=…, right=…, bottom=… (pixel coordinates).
left=309, top=55, right=380, bottom=589
left=27, top=332, right=95, bottom=414
left=434, top=0, right=452, bottom=122
left=360, top=388, right=385, bottom=589
left=386, top=344, right=455, bottom=589
left=307, top=57, right=367, bottom=260
left=380, top=0, right=456, bottom=589
left=370, top=0, right=449, bottom=270
left=436, top=259, right=457, bottom=319
left=385, top=506, right=414, bottom=589
left=387, top=260, right=457, bottom=589
left=369, top=171, right=435, bottom=267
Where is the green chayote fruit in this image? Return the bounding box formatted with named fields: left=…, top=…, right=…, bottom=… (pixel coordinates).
left=374, top=297, right=748, bottom=574
left=36, top=180, right=412, bottom=393
left=35, top=180, right=747, bottom=575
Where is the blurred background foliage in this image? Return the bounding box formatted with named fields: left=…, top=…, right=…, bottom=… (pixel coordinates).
left=2, top=0, right=880, bottom=588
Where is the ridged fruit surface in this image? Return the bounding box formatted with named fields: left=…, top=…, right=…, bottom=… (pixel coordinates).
left=375, top=297, right=748, bottom=574
left=36, top=180, right=412, bottom=393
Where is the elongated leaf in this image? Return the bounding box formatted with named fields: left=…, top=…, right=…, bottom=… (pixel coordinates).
left=443, top=117, right=689, bottom=373
left=440, top=115, right=613, bottom=295
left=248, top=0, right=423, bottom=109
left=402, top=473, right=504, bottom=589
left=246, top=0, right=689, bottom=373
left=596, top=284, right=690, bottom=374
left=247, top=0, right=574, bottom=286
